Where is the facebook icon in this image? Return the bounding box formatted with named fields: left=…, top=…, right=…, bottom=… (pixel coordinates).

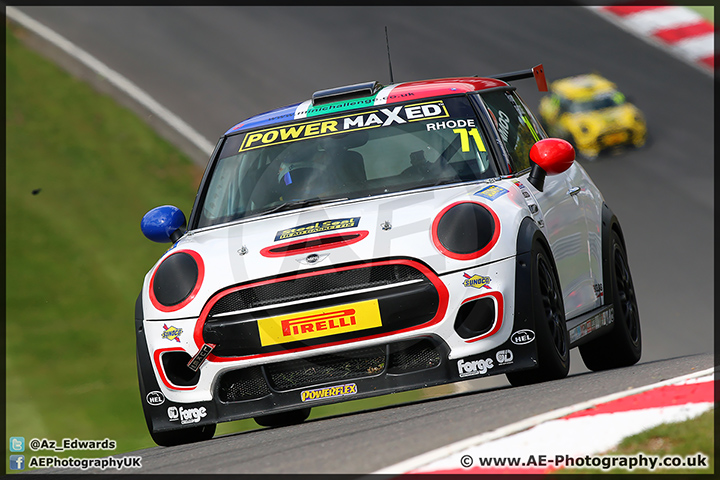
left=10, top=455, right=25, bottom=470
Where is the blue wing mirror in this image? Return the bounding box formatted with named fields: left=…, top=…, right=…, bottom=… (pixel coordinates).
left=141, top=205, right=187, bottom=243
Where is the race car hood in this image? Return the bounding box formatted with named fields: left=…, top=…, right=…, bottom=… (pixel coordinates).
left=143, top=180, right=529, bottom=319
left=564, top=104, right=642, bottom=136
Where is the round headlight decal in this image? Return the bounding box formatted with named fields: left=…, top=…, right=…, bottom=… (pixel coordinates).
left=432, top=202, right=500, bottom=260
left=149, top=250, right=204, bottom=311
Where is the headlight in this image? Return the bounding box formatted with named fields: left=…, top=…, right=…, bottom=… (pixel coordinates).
left=432, top=202, right=500, bottom=260
left=149, top=250, right=204, bottom=311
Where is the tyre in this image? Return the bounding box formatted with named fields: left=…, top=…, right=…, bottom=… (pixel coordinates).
left=579, top=230, right=641, bottom=370
left=507, top=244, right=570, bottom=386
left=149, top=424, right=216, bottom=447
left=254, top=407, right=311, bottom=428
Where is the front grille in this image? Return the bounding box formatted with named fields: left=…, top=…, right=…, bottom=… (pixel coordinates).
left=208, top=263, right=426, bottom=318
left=216, top=337, right=446, bottom=402
left=599, top=129, right=631, bottom=147
left=217, top=366, right=270, bottom=402
left=266, top=346, right=386, bottom=391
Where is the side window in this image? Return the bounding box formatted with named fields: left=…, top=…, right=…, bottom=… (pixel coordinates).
left=481, top=90, right=541, bottom=173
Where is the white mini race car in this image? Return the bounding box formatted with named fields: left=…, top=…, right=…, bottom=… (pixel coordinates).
left=137, top=64, right=641, bottom=446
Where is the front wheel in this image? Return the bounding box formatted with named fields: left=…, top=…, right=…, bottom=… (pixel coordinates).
left=507, top=245, right=570, bottom=386
left=579, top=230, right=641, bottom=370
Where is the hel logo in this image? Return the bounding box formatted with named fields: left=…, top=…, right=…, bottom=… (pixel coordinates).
left=463, top=273, right=492, bottom=289
left=146, top=391, right=166, bottom=406
left=301, top=383, right=357, bottom=402
left=257, top=299, right=382, bottom=346
left=161, top=324, right=182, bottom=342
left=511, top=329, right=535, bottom=345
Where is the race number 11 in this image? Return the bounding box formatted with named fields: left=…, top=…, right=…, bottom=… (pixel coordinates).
left=453, top=128, right=486, bottom=153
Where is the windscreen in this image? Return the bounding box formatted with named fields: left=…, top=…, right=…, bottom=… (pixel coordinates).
left=196, top=96, right=499, bottom=228
left=566, top=91, right=626, bottom=114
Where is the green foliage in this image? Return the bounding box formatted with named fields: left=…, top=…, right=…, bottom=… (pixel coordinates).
left=6, top=23, right=202, bottom=468
left=5, top=22, right=426, bottom=466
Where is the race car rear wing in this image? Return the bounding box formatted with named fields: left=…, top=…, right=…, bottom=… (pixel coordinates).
left=489, top=64, right=548, bottom=92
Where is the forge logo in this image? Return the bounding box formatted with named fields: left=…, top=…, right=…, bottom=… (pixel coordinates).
left=457, top=357, right=494, bottom=378
left=257, top=299, right=382, bottom=346
left=168, top=406, right=207, bottom=425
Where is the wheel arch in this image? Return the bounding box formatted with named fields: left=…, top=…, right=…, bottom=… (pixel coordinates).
left=508, top=216, right=570, bottom=385
left=513, top=216, right=559, bottom=334
left=601, top=202, right=625, bottom=307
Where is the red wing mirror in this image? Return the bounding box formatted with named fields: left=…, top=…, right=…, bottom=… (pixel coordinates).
left=527, top=138, right=575, bottom=191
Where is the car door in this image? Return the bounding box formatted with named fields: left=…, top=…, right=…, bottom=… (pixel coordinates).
left=531, top=163, right=598, bottom=318
left=478, top=89, right=596, bottom=319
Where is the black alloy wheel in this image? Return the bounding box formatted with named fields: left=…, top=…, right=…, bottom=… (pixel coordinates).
left=579, top=230, right=641, bottom=370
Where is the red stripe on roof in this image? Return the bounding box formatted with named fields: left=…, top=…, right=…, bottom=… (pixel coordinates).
left=653, top=21, right=714, bottom=43
left=564, top=381, right=714, bottom=419
left=603, top=5, right=670, bottom=17
left=384, top=77, right=508, bottom=104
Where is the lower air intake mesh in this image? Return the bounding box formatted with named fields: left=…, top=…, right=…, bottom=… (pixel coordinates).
left=217, top=366, right=270, bottom=402
left=216, top=337, right=446, bottom=402
left=388, top=338, right=442, bottom=373
left=266, top=346, right=386, bottom=391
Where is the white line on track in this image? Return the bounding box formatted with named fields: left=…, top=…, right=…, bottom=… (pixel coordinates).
left=372, top=366, right=715, bottom=475
left=6, top=6, right=216, bottom=157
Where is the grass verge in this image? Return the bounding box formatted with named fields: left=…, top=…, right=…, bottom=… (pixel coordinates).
left=6, top=20, right=203, bottom=471
left=5, top=19, right=428, bottom=470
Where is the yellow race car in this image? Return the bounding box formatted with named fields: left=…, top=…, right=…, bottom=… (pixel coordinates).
left=539, top=73, right=646, bottom=160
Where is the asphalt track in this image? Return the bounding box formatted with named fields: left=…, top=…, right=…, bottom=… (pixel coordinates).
left=15, top=5, right=714, bottom=474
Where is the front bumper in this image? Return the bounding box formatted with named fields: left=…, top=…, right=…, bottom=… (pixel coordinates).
left=137, top=255, right=538, bottom=432
left=140, top=333, right=537, bottom=433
